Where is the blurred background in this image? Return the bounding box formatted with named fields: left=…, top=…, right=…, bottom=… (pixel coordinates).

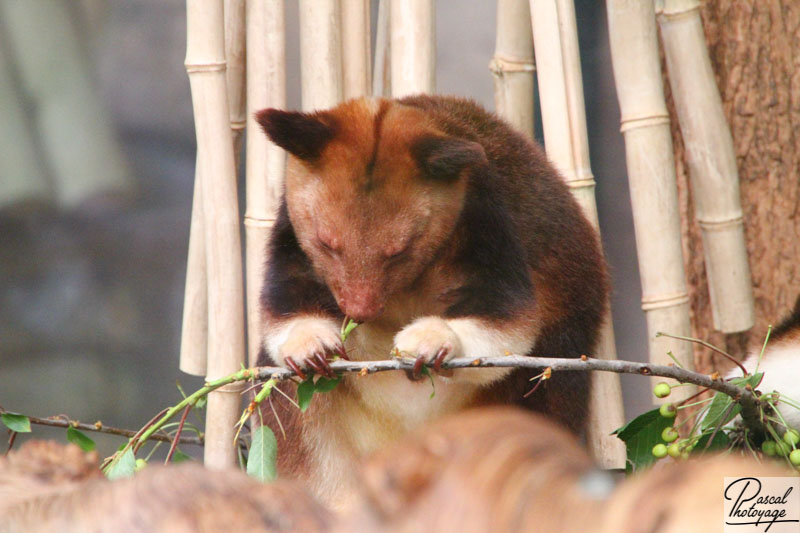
left=0, top=0, right=649, bottom=457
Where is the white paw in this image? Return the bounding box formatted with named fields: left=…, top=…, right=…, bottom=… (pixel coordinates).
left=393, top=317, right=463, bottom=370
left=264, top=317, right=343, bottom=375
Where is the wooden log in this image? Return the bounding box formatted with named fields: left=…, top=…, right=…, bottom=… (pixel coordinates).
left=185, top=0, right=246, bottom=469
left=224, top=0, right=247, bottom=166
left=491, top=0, right=535, bottom=139
left=529, top=0, right=625, bottom=467
left=341, top=0, right=371, bottom=99
left=245, top=0, right=286, bottom=365
left=372, top=0, right=391, bottom=97
left=606, top=0, right=695, bottom=403
left=0, top=0, right=131, bottom=208
left=0, top=37, right=51, bottom=209
left=390, top=0, right=435, bottom=96
left=299, top=0, right=343, bottom=111
left=657, top=0, right=754, bottom=334
left=179, top=159, right=208, bottom=376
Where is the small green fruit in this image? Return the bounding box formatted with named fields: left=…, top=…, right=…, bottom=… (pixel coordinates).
left=652, top=443, right=668, bottom=459
left=790, top=449, right=800, bottom=466
left=783, top=429, right=800, bottom=447
left=775, top=440, right=791, bottom=456
left=134, top=458, right=147, bottom=472
left=667, top=443, right=682, bottom=458
left=659, top=403, right=677, bottom=419
left=653, top=382, right=672, bottom=399
left=661, top=427, right=679, bottom=443
left=762, top=440, right=777, bottom=457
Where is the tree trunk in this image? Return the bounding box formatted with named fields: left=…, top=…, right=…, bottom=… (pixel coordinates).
left=666, top=0, right=800, bottom=372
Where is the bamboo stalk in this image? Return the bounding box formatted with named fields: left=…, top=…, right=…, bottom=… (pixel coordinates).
left=0, top=0, right=131, bottom=209
left=224, top=0, right=247, bottom=165
left=528, top=0, right=625, bottom=467
left=372, top=0, right=391, bottom=97
left=491, top=0, right=535, bottom=139
left=341, top=0, right=371, bottom=99
left=185, top=0, right=246, bottom=469
left=179, top=159, right=208, bottom=376
left=0, top=36, right=52, bottom=210
left=180, top=0, right=244, bottom=377
left=298, top=0, right=343, bottom=111
left=606, top=0, right=694, bottom=403
left=245, top=0, right=286, bottom=365
left=390, top=0, right=435, bottom=96
left=657, top=0, right=754, bottom=334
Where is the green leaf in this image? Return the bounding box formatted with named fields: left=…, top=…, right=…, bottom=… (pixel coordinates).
left=613, top=408, right=674, bottom=473
left=66, top=427, right=96, bottom=452
left=171, top=449, right=192, bottom=463
left=1, top=413, right=31, bottom=433
left=693, top=430, right=730, bottom=454
left=297, top=377, right=315, bottom=412
left=194, top=396, right=207, bottom=410
left=701, top=392, right=741, bottom=432
left=729, top=372, right=763, bottom=389
left=106, top=447, right=136, bottom=480
left=314, top=376, right=341, bottom=393
left=341, top=319, right=359, bottom=342
left=420, top=367, right=436, bottom=399
left=247, top=426, right=277, bottom=482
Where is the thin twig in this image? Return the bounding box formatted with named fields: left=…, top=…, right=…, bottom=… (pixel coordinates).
left=656, top=331, right=748, bottom=376
left=0, top=409, right=203, bottom=446
left=102, top=408, right=169, bottom=470
left=165, top=404, right=193, bottom=464
left=703, top=401, right=736, bottom=452
left=6, top=430, right=17, bottom=456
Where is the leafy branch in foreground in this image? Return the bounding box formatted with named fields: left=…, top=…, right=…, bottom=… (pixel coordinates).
left=96, top=352, right=770, bottom=477
left=10, top=322, right=794, bottom=479
left=617, top=328, right=800, bottom=472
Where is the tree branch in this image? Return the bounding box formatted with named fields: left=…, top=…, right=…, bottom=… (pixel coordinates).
left=253, top=355, right=765, bottom=434
left=0, top=408, right=203, bottom=446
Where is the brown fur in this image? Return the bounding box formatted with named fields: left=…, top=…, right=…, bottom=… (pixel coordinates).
left=256, top=95, right=609, bottom=506
left=335, top=407, right=795, bottom=533
left=600, top=456, right=793, bottom=533
left=335, top=407, right=608, bottom=533
left=0, top=441, right=331, bottom=533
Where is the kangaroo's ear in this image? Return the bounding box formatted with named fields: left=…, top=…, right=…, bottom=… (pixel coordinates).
left=410, top=134, right=488, bottom=182
left=255, top=108, right=336, bottom=161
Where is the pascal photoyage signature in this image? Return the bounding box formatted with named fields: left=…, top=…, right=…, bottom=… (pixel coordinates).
left=725, top=477, right=798, bottom=531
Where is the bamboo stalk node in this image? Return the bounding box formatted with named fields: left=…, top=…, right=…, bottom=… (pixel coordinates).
left=244, top=216, right=278, bottom=228
left=185, top=61, right=227, bottom=74
left=657, top=0, right=700, bottom=19
left=641, top=292, right=691, bottom=311
left=697, top=215, right=744, bottom=231
left=565, top=178, right=596, bottom=189
left=619, top=113, right=670, bottom=133
left=230, top=119, right=246, bottom=131
left=489, top=56, right=535, bottom=74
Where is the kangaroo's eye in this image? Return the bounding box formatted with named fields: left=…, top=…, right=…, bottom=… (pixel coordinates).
left=317, top=231, right=340, bottom=254
left=384, top=242, right=410, bottom=261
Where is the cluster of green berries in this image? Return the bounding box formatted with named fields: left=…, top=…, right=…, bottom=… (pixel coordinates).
left=650, top=382, right=800, bottom=468
left=761, top=429, right=800, bottom=466
left=652, top=425, right=693, bottom=460
left=651, top=382, right=683, bottom=459
left=653, top=383, right=677, bottom=418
